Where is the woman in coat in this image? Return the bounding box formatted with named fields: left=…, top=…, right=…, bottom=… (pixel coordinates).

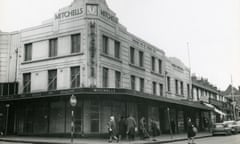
left=187, top=118, right=196, bottom=144
left=107, top=116, right=119, bottom=143
left=139, top=117, right=149, bottom=139
left=126, top=115, right=137, bottom=141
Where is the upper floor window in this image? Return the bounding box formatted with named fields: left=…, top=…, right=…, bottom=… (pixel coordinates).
left=167, top=76, right=171, bottom=92
left=71, top=34, right=81, bottom=53
left=102, top=35, right=108, bottom=54
left=151, top=56, right=155, bottom=71
left=197, top=89, right=200, bottom=100
left=175, top=79, right=179, bottom=95
left=49, top=38, right=58, bottom=57
left=24, top=43, right=32, bottom=61
left=102, top=67, right=108, bottom=88
left=152, top=81, right=156, bottom=95
left=115, top=71, right=121, bottom=88
left=159, top=83, right=163, bottom=96
left=200, top=89, right=204, bottom=97
left=180, top=81, right=184, bottom=95
left=71, top=66, right=80, bottom=88
left=130, top=47, right=135, bottom=64
left=131, top=75, right=135, bottom=90
left=48, top=69, right=57, bottom=91
left=23, top=73, right=31, bottom=93
left=114, top=41, right=120, bottom=59
left=140, top=78, right=144, bottom=92
left=158, top=59, right=162, bottom=74
left=139, top=51, right=144, bottom=67
left=187, top=84, right=190, bottom=98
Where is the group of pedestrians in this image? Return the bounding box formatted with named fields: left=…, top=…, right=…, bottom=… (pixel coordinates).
left=107, top=115, right=160, bottom=143
left=107, top=115, right=137, bottom=143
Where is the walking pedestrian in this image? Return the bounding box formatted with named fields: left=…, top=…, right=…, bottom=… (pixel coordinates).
left=187, top=118, right=196, bottom=144
left=171, top=119, right=176, bottom=134
left=118, top=116, right=126, bottom=140
left=126, top=115, right=137, bottom=141
left=139, top=117, right=150, bottom=139
left=107, top=116, right=119, bottom=143
left=150, top=119, right=159, bottom=141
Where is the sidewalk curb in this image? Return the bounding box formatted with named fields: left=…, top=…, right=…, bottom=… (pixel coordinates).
left=0, top=135, right=212, bottom=144
left=144, top=135, right=212, bottom=144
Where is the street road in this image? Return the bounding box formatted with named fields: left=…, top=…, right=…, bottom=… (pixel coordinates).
left=0, top=141, right=30, bottom=144
left=167, top=134, right=240, bottom=144
left=0, top=135, right=240, bottom=144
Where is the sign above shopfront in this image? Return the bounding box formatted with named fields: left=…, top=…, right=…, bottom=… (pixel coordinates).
left=55, top=8, right=84, bottom=20
left=100, top=9, right=118, bottom=23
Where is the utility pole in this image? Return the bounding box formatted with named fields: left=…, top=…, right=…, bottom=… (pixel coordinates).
left=187, top=42, right=192, bottom=100
left=231, top=75, right=236, bottom=120
left=14, top=48, right=18, bottom=95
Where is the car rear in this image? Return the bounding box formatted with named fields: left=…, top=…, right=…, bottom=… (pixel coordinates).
left=212, top=123, right=231, bottom=136
left=224, top=121, right=237, bottom=134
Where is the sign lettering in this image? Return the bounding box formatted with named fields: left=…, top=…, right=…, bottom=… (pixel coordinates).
left=55, top=8, right=84, bottom=20
left=100, top=10, right=118, bottom=23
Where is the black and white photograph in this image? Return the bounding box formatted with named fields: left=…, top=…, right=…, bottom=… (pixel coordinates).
left=0, top=0, right=240, bottom=143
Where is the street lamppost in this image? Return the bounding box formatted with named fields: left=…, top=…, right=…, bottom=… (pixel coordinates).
left=70, top=95, right=77, bottom=144
left=5, top=104, right=10, bottom=136
left=167, top=107, right=173, bottom=139
left=232, top=101, right=237, bottom=120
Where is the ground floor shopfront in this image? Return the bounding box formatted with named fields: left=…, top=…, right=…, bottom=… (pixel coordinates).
left=0, top=88, right=211, bottom=137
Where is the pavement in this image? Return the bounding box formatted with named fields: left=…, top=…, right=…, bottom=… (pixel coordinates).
left=0, top=132, right=212, bottom=144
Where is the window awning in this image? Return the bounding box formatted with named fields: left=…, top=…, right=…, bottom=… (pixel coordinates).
left=1, top=88, right=212, bottom=111
left=214, top=108, right=226, bottom=116
left=203, top=102, right=226, bottom=116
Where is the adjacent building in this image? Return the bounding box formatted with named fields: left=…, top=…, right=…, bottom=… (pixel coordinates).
left=191, top=76, right=234, bottom=123
left=223, top=85, right=240, bottom=120
left=0, top=31, right=19, bottom=96
left=0, top=31, right=20, bottom=132
left=0, top=0, right=212, bottom=137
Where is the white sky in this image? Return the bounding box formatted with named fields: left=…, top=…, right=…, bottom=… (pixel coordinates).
left=0, top=0, right=239, bottom=90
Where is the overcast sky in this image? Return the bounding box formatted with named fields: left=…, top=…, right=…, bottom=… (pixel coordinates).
left=0, top=0, right=239, bottom=91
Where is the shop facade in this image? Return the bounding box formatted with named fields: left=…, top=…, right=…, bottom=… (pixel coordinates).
left=0, top=88, right=210, bottom=136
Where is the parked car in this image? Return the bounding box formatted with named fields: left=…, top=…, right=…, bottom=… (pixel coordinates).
left=212, top=122, right=232, bottom=136
left=223, top=121, right=239, bottom=134
left=233, top=120, right=240, bottom=133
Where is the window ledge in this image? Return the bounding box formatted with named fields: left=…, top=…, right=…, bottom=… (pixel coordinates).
left=100, top=53, right=122, bottom=63
left=175, top=94, right=185, bottom=97
left=166, top=92, right=185, bottom=97
left=22, top=53, right=84, bottom=65
left=151, top=71, right=164, bottom=78
left=129, top=63, right=145, bottom=71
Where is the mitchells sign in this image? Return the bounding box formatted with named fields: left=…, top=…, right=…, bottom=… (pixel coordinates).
left=100, top=9, right=118, bottom=23
left=55, top=8, right=84, bottom=20
left=54, top=4, right=118, bottom=24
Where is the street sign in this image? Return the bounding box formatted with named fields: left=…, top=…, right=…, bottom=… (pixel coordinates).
left=232, top=101, right=236, bottom=106
left=70, top=95, right=77, bottom=107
